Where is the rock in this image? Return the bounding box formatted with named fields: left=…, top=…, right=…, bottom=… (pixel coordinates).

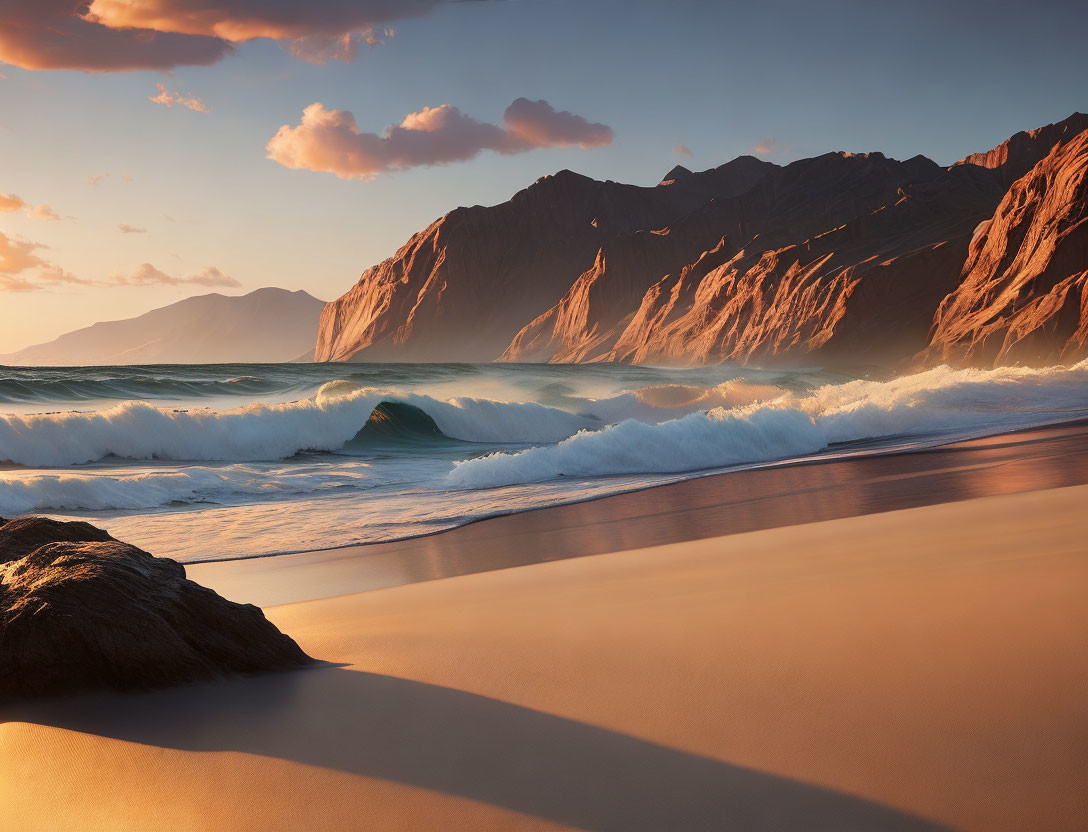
left=316, top=113, right=1088, bottom=370
left=922, top=127, right=1088, bottom=367
left=952, top=112, right=1088, bottom=186
left=0, top=517, right=312, bottom=701
left=500, top=201, right=739, bottom=363
left=314, top=158, right=777, bottom=363
left=607, top=159, right=1002, bottom=366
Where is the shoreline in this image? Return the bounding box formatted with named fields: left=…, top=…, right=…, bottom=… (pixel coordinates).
left=189, top=418, right=1088, bottom=606
left=8, top=481, right=1088, bottom=831
left=183, top=414, right=1088, bottom=566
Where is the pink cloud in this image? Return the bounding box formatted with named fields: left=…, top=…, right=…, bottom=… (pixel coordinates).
left=149, top=83, right=209, bottom=113
left=26, top=204, right=60, bottom=221
left=753, top=136, right=776, bottom=155
left=267, top=98, right=614, bottom=180
left=108, top=263, right=240, bottom=288
left=86, top=174, right=111, bottom=185
left=0, top=192, right=23, bottom=212
left=0, top=193, right=60, bottom=221
left=0, top=233, right=46, bottom=276
left=118, top=223, right=148, bottom=234
left=282, top=26, right=396, bottom=63
left=85, top=0, right=434, bottom=42
left=0, top=238, right=237, bottom=292
left=0, top=234, right=92, bottom=291
left=0, top=1, right=467, bottom=71
left=673, top=144, right=693, bottom=157
left=0, top=0, right=232, bottom=72
left=502, top=98, right=614, bottom=149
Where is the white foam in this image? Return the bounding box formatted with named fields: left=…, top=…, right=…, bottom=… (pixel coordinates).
left=0, top=462, right=381, bottom=515
left=449, top=360, right=1088, bottom=487
left=0, top=382, right=596, bottom=467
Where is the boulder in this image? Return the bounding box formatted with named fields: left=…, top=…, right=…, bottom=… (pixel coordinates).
left=0, top=516, right=312, bottom=701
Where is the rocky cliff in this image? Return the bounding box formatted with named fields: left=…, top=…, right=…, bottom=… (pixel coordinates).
left=318, top=113, right=1088, bottom=369
left=315, top=157, right=777, bottom=362
left=923, top=128, right=1088, bottom=367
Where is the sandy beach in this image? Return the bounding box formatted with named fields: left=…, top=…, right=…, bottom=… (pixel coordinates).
left=3, top=426, right=1088, bottom=831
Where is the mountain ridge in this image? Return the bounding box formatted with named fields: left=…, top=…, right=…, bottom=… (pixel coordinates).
left=1, top=287, right=325, bottom=366
left=317, top=112, right=1088, bottom=369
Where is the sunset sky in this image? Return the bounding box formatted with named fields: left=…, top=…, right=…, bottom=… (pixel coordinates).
left=1, top=0, right=1086, bottom=353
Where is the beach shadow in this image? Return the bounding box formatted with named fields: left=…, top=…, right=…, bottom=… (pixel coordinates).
left=5, top=665, right=951, bottom=832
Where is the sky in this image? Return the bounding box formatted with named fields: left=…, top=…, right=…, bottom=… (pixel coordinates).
left=0, top=0, right=1086, bottom=353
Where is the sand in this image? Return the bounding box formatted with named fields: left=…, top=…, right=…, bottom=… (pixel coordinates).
left=3, top=476, right=1087, bottom=831
left=186, top=420, right=1088, bottom=607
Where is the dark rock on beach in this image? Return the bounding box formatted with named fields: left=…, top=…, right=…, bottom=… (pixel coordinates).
left=0, top=516, right=312, bottom=701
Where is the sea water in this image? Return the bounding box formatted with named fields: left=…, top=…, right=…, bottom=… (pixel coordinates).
left=2, top=360, right=1087, bottom=562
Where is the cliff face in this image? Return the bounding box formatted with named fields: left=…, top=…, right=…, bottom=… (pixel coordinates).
left=608, top=163, right=1004, bottom=366
left=922, top=129, right=1088, bottom=367
left=319, top=113, right=1088, bottom=369
left=501, top=151, right=951, bottom=364
left=951, top=112, right=1088, bottom=186
left=315, top=157, right=777, bottom=362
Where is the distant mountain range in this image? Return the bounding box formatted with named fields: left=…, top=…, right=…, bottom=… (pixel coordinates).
left=0, top=288, right=324, bottom=366
left=317, top=112, right=1088, bottom=368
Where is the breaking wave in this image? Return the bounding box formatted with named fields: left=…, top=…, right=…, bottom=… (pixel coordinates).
left=0, top=463, right=382, bottom=515
left=449, top=361, right=1088, bottom=487
left=0, top=381, right=597, bottom=467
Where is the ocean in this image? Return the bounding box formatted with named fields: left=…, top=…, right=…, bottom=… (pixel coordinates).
left=2, top=360, right=1088, bottom=562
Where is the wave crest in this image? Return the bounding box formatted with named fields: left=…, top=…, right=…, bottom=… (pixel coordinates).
left=449, top=361, right=1088, bottom=487
left=0, top=381, right=596, bottom=467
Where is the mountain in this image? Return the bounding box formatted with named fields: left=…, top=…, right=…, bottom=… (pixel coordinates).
left=315, top=156, right=777, bottom=362
left=923, top=127, right=1088, bottom=366
left=318, top=113, right=1088, bottom=369
left=1, top=288, right=325, bottom=366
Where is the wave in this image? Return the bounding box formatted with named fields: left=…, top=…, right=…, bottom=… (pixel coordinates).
left=449, top=361, right=1088, bottom=487
left=0, top=372, right=294, bottom=404
left=0, top=462, right=382, bottom=515
left=0, top=381, right=598, bottom=466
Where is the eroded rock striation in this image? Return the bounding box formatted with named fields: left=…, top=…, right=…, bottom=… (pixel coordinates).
left=923, top=128, right=1088, bottom=367
left=318, top=113, right=1088, bottom=369
left=315, top=156, right=776, bottom=363
left=0, top=516, right=312, bottom=701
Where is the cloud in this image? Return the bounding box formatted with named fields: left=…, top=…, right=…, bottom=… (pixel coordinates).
left=0, top=0, right=233, bottom=72
left=86, top=173, right=111, bottom=185
left=118, top=223, right=148, bottom=234
left=149, top=83, right=208, bottom=113
left=284, top=26, right=396, bottom=64
left=26, top=204, right=60, bottom=221
left=0, top=1, right=468, bottom=71
left=0, top=193, right=61, bottom=221
left=673, top=144, right=693, bottom=157
left=84, top=0, right=434, bottom=42
left=501, top=98, right=614, bottom=149
left=753, top=136, right=776, bottom=155
left=0, top=234, right=95, bottom=291
left=0, top=232, right=47, bottom=275
left=267, top=98, right=614, bottom=180
left=108, top=263, right=240, bottom=288
left=0, top=236, right=237, bottom=292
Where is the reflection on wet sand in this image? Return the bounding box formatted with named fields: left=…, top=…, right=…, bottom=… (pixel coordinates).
left=189, top=421, right=1088, bottom=606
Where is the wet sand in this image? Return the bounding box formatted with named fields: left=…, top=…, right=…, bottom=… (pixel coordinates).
left=3, top=423, right=1088, bottom=831
left=190, top=420, right=1088, bottom=606
left=4, top=481, right=1088, bottom=830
